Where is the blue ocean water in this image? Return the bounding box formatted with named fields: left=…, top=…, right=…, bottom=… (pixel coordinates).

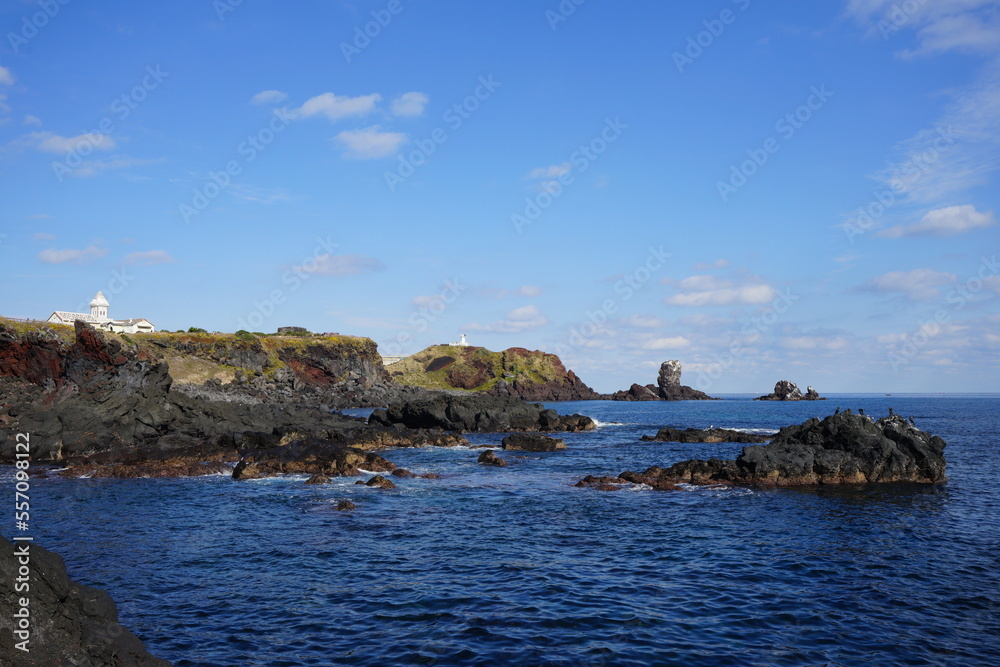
left=8, top=394, right=1000, bottom=666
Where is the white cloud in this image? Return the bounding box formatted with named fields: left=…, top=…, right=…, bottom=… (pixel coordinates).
left=527, top=163, right=571, bottom=180
left=22, top=115, right=41, bottom=126
left=24, top=131, right=116, bottom=154
left=335, top=126, right=407, bottom=159
left=38, top=245, right=108, bottom=265
left=880, top=204, right=996, bottom=237
left=250, top=90, right=288, bottom=106
left=0, top=66, right=13, bottom=86
left=642, top=336, right=691, bottom=350
left=692, top=258, right=730, bottom=271
left=70, top=156, right=159, bottom=178
left=295, top=254, right=384, bottom=277
left=779, top=335, right=849, bottom=351
left=32, top=232, right=55, bottom=240
left=290, top=92, right=381, bottom=121
left=845, top=1, right=1000, bottom=57
left=666, top=281, right=778, bottom=306
left=390, top=92, right=428, bottom=117
left=122, top=250, right=175, bottom=265
left=517, top=285, right=542, bottom=297
left=624, top=314, right=664, bottom=328
left=860, top=268, right=957, bottom=300
left=466, top=305, right=548, bottom=333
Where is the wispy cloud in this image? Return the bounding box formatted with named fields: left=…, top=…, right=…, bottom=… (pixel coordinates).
left=294, top=254, right=385, bottom=277
left=859, top=268, right=957, bottom=301
left=390, top=91, right=429, bottom=117
left=22, top=131, right=116, bottom=154
left=467, top=305, right=548, bottom=333
left=879, top=204, right=997, bottom=237
left=38, top=245, right=108, bottom=265
left=22, top=115, right=41, bottom=126
left=289, top=92, right=381, bottom=121
left=122, top=250, right=175, bottom=265
left=666, top=275, right=779, bottom=307
left=335, top=126, right=407, bottom=159
left=32, top=232, right=55, bottom=240
left=250, top=89, right=288, bottom=106
left=0, top=66, right=13, bottom=86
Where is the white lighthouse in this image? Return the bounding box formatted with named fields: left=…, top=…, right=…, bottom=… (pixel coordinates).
left=89, top=291, right=110, bottom=322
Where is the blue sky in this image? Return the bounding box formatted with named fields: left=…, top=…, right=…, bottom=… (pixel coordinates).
left=1, top=0, right=998, bottom=393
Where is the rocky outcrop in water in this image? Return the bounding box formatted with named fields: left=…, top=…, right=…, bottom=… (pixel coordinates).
left=640, top=427, right=771, bottom=444
left=611, top=360, right=715, bottom=401
left=754, top=380, right=825, bottom=401
left=232, top=438, right=397, bottom=480
left=502, top=433, right=566, bottom=451
left=579, top=411, right=946, bottom=489
left=369, top=394, right=596, bottom=433
left=0, top=536, right=170, bottom=666
left=478, top=449, right=507, bottom=466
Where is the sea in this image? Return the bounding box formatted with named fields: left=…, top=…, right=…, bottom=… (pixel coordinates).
left=6, top=394, right=1000, bottom=666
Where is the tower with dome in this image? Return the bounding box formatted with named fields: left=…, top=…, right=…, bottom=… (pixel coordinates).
left=47, top=291, right=155, bottom=334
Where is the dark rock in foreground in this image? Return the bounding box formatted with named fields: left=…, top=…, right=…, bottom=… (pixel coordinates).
left=502, top=433, right=566, bottom=451
left=364, top=475, right=396, bottom=489
left=0, top=536, right=170, bottom=666
left=641, top=426, right=771, bottom=444
left=478, top=449, right=507, bottom=467
left=579, top=411, right=946, bottom=490
left=369, top=394, right=595, bottom=433
left=755, top=380, right=825, bottom=401
left=611, top=360, right=715, bottom=401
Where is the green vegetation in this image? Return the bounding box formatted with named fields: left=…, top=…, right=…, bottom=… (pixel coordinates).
left=388, top=344, right=564, bottom=392
left=235, top=330, right=256, bottom=341
left=187, top=327, right=208, bottom=333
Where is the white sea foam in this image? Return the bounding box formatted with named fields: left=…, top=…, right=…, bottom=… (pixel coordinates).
left=592, top=419, right=626, bottom=428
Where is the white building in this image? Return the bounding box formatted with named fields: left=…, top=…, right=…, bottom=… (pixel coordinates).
left=451, top=333, right=469, bottom=346
left=47, top=291, right=155, bottom=334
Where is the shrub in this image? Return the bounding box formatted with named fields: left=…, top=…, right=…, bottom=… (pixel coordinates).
left=188, top=327, right=208, bottom=334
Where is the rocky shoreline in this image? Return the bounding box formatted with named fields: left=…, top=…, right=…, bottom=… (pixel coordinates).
left=579, top=411, right=946, bottom=490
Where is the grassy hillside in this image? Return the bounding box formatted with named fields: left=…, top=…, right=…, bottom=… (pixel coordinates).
left=387, top=344, right=580, bottom=393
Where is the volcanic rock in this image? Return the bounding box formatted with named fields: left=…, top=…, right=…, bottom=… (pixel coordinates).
left=364, top=475, right=396, bottom=489
left=478, top=449, right=507, bottom=467
left=755, top=380, right=825, bottom=401
left=502, top=433, right=566, bottom=451
left=641, top=427, right=771, bottom=444
left=612, top=360, right=715, bottom=401
left=0, top=536, right=170, bottom=666
left=580, top=412, right=946, bottom=490
left=368, top=394, right=596, bottom=433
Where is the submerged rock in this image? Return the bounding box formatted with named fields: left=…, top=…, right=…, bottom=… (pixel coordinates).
left=0, top=536, right=171, bottom=666
left=305, top=473, right=332, bottom=485
left=579, top=412, right=947, bottom=490
left=369, top=394, right=595, bottom=433
left=502, top=433, right=566, bottom=451
left=478, top=449, right=507, bottom=467
left=336, top=500, right=357, bottom=511
left=232, top=438, right=395, bottom=480
left=364, top=475, right=396, bottom=489
left=640, top=427, right=771, bottom=444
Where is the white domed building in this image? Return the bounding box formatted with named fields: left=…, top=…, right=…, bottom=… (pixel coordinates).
left=47, top=291, right=155, bottom=334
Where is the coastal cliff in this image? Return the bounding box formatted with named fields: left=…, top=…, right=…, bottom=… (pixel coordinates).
left=386, top=344, right=601, bottom=401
